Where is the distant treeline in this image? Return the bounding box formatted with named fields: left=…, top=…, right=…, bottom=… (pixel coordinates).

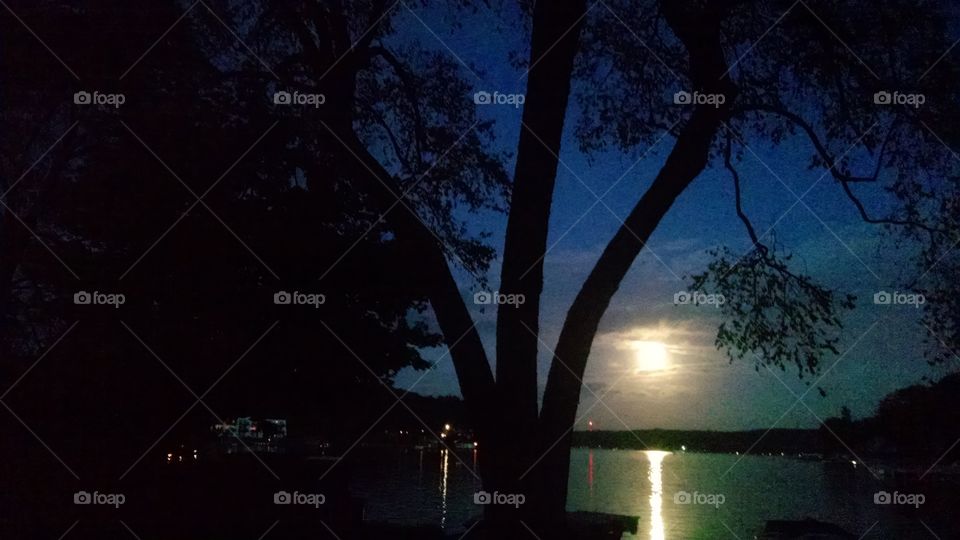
left=572, top=428, right=822, bottom=454
left=573, top=372, right=960, bottom=466
left=382, top=373, right=960, bottom=466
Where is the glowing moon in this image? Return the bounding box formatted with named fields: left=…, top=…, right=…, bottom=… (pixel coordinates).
left=634, top=340, right=668, bottom=372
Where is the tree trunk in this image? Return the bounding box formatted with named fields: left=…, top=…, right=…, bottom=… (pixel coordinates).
left=490, top=0, right=587, bottom=527
left=311, top=2, right=499, bottom=441
left=534, top=0, right=738, bottom=519
left=334, top=127, right=499, bottom=437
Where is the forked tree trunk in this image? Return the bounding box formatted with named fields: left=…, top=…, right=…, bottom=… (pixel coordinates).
left=533, top=0, right=738, bottom=520
left=490, top=0, right=587, bottom=529
left=324, top=0, right=738, bottom=534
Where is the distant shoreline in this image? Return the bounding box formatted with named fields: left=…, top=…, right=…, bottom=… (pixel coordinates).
left=571, top=428, right=826, bottom=454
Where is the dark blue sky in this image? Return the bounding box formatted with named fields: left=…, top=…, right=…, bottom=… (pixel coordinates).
left=389, top=3, right=949, bottom=431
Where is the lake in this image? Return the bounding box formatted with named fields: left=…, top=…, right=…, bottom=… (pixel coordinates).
left=349, top=448, right=958, bottom=538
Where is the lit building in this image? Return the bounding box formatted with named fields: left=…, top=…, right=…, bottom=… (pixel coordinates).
left=211, top=417, right=288, bottom=453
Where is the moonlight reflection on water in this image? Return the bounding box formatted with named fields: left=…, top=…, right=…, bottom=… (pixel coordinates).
left=645, top=450, right=670, bottom=540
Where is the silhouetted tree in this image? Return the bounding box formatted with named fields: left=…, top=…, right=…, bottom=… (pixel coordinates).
left=5, top=0, right=960, bottom=538
left=295, top=0, right=960, bottom=529
left=873, top=373, right=960, bottom=461
left=0, top=3, right=471, bottom=536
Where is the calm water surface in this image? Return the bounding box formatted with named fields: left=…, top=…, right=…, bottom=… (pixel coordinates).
left=349, top=448, right=955, bottom=538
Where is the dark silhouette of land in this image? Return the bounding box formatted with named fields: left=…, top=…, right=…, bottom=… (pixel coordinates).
left=574, top=428, right=823, bottom=454
left=575, top=373, right=960, bottom=469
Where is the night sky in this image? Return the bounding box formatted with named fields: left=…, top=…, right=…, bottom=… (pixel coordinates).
left=390, top=3, right=949, bottom=431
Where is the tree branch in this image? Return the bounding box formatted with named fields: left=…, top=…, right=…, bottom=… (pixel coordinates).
left=750, top=105, right=943, bottom=233
left=367, top=46, right=426, bottom=165
left=724, top=130, right=766, bottom=252
left=366, top=107, right=414, bottom=173
left=302, top=5, right=495, bottom=439
left=354, top=0, right=391, bottom=53
left=751, top=105, right=879, bottom=182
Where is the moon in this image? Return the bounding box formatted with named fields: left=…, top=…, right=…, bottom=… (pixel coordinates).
left=634, top=340, right=669, bottom=372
